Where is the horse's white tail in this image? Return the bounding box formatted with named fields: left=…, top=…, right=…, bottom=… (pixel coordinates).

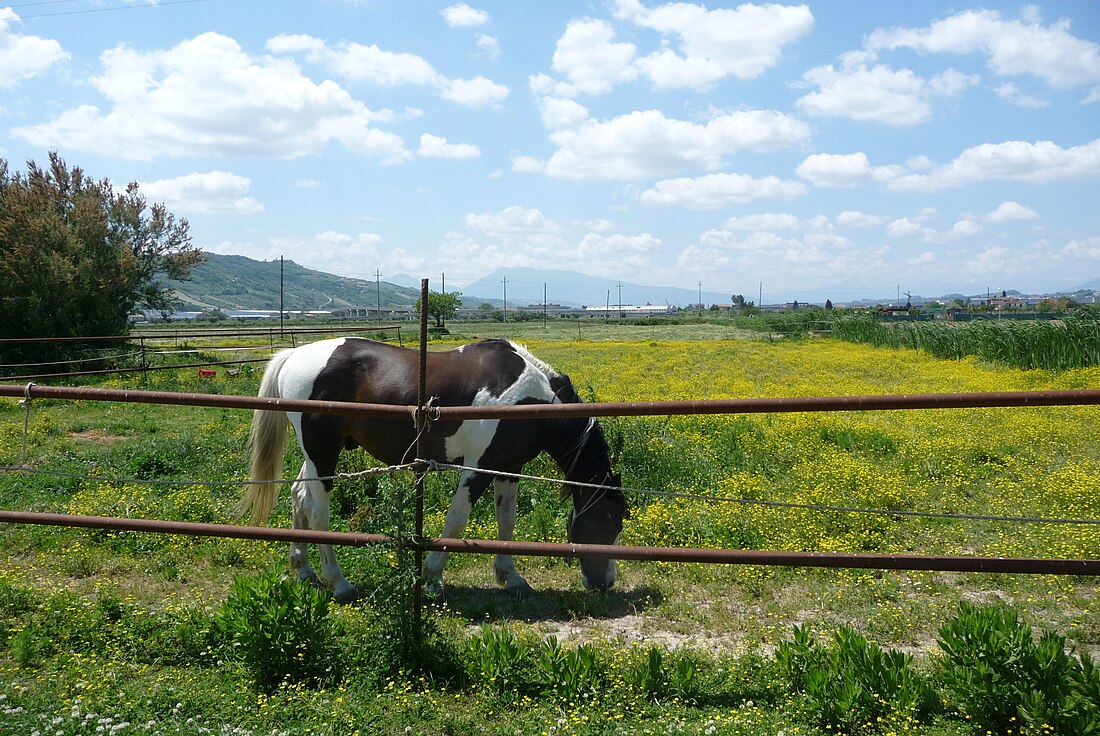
left=239, top=348, right=295, bottom=525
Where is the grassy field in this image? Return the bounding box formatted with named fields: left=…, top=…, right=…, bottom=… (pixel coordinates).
left=1, top=322, right=1098, bottom=735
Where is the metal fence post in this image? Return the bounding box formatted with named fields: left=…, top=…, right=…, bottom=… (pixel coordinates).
left=413, top=278, right=429, bottom=638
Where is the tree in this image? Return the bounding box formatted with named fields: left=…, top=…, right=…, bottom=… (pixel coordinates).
left=0, top=153, right=203, bottom=349
left=825, top=299, right=834, bottom=310
left=415, top=290, right=462, bottom=327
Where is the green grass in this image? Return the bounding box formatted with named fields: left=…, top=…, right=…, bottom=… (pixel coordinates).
left=1, top=323, right=1098, bottom=734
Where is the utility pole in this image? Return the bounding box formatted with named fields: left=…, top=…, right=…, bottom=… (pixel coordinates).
left=279, top=256, right=284, bottom=334
left=617, top=282, right=623, bottom=319
left=759, top=281, right=762, bottom=309
left=502, top=277, right=508, bottom=323
left=543, top=282, right=547, bottom=329
left=698, top=281, right=702, bottom=311
left=441, top=272, right=446, bottom=329
left=375, top=269, right=382, bottom=325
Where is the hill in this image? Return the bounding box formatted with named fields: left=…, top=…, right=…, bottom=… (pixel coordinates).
left=166, top=253, right=420, bottom=311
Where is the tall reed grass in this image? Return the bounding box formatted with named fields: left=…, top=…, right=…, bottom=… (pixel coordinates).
left=830, top=314, right=1100, bottom=370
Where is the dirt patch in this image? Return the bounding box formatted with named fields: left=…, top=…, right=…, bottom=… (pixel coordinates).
left=69, top=429, right=129, bottom=443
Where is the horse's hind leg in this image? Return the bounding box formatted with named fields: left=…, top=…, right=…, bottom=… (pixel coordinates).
left=492, top=478, right=534, bottom=597
left=289, top=462, right=319, bottom=585
left=291, top=458, right=358, bottom=603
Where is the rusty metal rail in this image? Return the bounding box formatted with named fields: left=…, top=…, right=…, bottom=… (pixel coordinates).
left=2, top=382, right=1098, bottom=421
left=1, top=510, right=1095, bottom=576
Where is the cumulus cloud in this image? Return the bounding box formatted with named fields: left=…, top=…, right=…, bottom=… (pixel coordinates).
left=796, top=152, right=899, bottom=188
left=551, top=19, right=638, bottom=95
left=577, top=232, right=662, bottom=272
left=987, top=201, right=1038, bottom=222
left=440, top=76, right=509, bottom=108
left=721, top=213, right=801, bottom=231
left=615, top=0, right=813, bottom=90
left=639, top=173, right=806, bottom=208
left=889, top=138, right=1100, bottom=191
left=522, top=109, right=810, bottom=180
left=798, top=59, right=976, bottom=126
left=0, top=9, right=68, bottom=89
left=418, top=133, right=480, bottom=159
left=140, top=171, right=263, bottom=214
left=441, top=3, right=489, bottom=27
left=836, top=211, right=886, bottom=228
left=268, top=33, right=509, bottom=108
left=14, top=32, right=409, bottom=161
left=866, top=9, right=1100, bottom=91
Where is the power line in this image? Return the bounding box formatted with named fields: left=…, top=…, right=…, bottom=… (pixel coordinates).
left=18, top=0, right=211, bottom=20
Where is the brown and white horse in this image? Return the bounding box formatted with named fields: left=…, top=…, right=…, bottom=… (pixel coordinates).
left=241, top=337, right=627, bottom=602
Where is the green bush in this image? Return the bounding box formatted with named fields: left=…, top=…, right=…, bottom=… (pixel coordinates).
left=937, top=601, right=1100, bottom=734
left=777, top=623, right=937, bottom=734
left=215, top=567, right=339, bottom=693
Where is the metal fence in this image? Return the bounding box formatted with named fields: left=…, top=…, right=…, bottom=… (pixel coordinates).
left=2, top=282, right=1099, bottom=587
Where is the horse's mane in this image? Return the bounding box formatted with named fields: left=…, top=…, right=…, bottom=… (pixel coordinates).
left=507, top=340, right=558, bottom=379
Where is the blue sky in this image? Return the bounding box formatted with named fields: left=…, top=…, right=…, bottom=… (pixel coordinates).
left=2, top=0, right=1099, bottom=304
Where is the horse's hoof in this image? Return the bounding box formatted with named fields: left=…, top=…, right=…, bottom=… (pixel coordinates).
left=505, top=579, right=536, bottom=599
left=333, top=586, right=361, bottom=605
left=423, top=580, right=446, bottom=606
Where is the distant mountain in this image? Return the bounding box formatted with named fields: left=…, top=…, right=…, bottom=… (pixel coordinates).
left=165, top=253, right=420, bottom=311
left=459, top=267, right=731, bottom=308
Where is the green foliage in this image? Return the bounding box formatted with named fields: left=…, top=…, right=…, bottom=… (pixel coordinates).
left=832, top=313, right=1100, bottom=369
left=0, top=154, right=202, bottom=358
left=215, top=567, right=339, bottom=693
left=415, top=290, right=463, bottom=327
left=776, top=623, right=937, bottom=733
left=465, top=626, right=534, bottom=695
left=537, top=638, right=602, bottom=701
left=937, top=601, right=1100, bottom=735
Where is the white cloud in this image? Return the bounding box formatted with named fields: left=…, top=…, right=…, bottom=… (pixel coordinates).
left=0, top=9, right=68, bottom=90
left=14, top=32, right=409, bottom=162
left=551, top=19, right=638, bottom=95
left=987, top=201, right=1038, bottom=223
left=798, top=59, right=976, bottom=126
left=836, top=211, right=886, bottom=228
left=440, top=76, right=509, bottom=108
left=889, top=138, right=1100, bottom=191
left=887, top=217, right=925, bottom=238
left=994, top=82, right=1049, bottom=108
left=721, top=213, right=801, bottom=232
left=1062, top=237, right=1100, bottom=259
left=418, top=133, right=480, bottom=159
left=867, top=9, right=1100, bottom=90
left=476, top=33, right=501, bottom=60
left=528, top=109, right=810, bottom=180
left=577, top=232, right=662, bottom=267
left=269, top=34, right=509, bottom=108
left=796, top=152, right=899, bottom=188
left=441, top=3, right=489, bottom=27
left=537, top=96, right=589, bottom=130
left=948, top=219, right=982, bottom=238
left=639, top=173, right=806, bottom=208
left=466, top=206, right=561, bottom=238
left=616, top=0, right=813, bottom=90
left=140, top=171, right=264, bottom=215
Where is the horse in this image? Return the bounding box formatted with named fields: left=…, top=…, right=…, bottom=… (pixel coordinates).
left=241, top=337, right=627, bottom=603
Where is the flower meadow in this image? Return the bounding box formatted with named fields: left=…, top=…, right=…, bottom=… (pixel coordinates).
left=1, top=331, right=1099, bottom=735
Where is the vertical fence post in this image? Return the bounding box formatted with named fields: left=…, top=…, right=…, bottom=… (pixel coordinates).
left=413, top=278, right=429, bottom=639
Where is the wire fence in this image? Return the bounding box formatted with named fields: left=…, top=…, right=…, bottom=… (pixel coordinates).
left=0, top=324, right=402, bottom=381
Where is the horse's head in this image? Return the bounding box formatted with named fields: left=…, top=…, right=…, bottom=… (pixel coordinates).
left=567, top=473, right=628, bottom=592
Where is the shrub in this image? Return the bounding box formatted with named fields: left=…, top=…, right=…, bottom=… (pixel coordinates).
left=777, top=624, right=937, bottom=733
left=215, top=567, right=339, bottom=693
left=937, top=601, right=1100, bottom=734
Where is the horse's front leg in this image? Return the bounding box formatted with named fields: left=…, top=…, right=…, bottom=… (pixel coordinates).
left=492, top=478, right=535, bottom=597
left=423, top=469, right=488, bottom=600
